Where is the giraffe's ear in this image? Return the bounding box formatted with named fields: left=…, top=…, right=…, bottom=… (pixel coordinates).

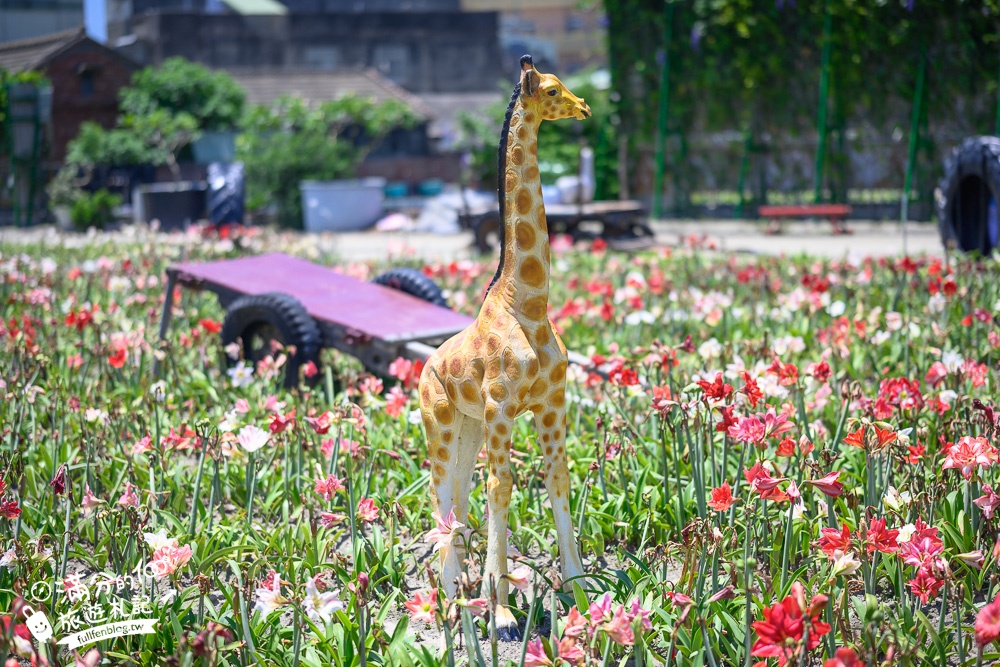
left=521, top=68, right=539, bottom=98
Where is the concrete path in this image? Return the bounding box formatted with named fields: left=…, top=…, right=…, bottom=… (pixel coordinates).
left=0, top=220, right=944, bottom=262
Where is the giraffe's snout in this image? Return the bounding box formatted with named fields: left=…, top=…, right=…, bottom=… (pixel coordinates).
left=576, top=102, right=592, bottom=120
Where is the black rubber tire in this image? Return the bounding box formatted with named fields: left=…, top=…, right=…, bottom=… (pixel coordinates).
left=937, top=135, right=1000, bottom=254
left=473, top=211, right=501, bottom=254
left=220, top=292, right=322, bottom=389
left=372, top=268, right=449, bottom=309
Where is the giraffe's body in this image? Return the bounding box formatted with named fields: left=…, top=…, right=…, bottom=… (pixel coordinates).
left=418, top=55, right=589, bottom=640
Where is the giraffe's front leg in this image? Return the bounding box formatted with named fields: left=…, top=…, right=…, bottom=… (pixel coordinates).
left=482, top=399, right=520, bottom=641
left=535, top=378, right=586, bottom=588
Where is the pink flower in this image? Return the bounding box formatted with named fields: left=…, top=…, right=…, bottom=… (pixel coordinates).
left=319, top=512, right=345, bottom=528
left=908, top=568, right=944, bottom=603
left=131, top=435, right=153, bottom=456
left=117, top=482, right=139, bottom=507
left=305, top=411, right=335, bottom=435
left=524, top=638, right=552, bottom=667
left=809, top=470, right=844, bottom=497
left=269, top=409, right=296, bottom=435
left=81, top=484, right=102, bottom=515
left=505, top=566, right=533, bottom=592
left=630, top=598, right=653, bottom=631
left=562, top=606, right=588, bottom=638
left=388, top=357, right=413, bottom=383
left=457, top=597, right=488, bottom=617
left=602, top=604, right=635, bottom=645
left=385, top=386, right=408, bottom=417
left=588, top=592, right=614, bottom=626
left=976, top=591, right=1000, bottom=646
left=234, top=398, right=251, bottom=414
left=760, top=407, right=795, bottom=440
left=314, top=475, right=345, bottom=502
left=728, top=415, right=766, bottom=445
left=744, top=462, right=789, bottom=502
left=404, top=589, right=437, bottom=624
left=425, top=506, right=465, bottom=552
left=975, top=485, right=1000, bottom=519
left=356, top=497, right=379, bottom=523
left=150, top=544, right=193, bottom=578
left=943, top=436, right=994, bottom=479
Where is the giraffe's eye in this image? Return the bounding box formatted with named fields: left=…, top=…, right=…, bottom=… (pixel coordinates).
left=547, top=89, right=558, bottom=97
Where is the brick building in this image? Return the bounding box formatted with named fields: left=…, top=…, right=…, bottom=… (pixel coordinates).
left=0, top=27, right=138, bottom=163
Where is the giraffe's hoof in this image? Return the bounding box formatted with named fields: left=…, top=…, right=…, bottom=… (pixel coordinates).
left=495, top=622, right=521, bottom=642
left=493, top=605, right=520, bottom=642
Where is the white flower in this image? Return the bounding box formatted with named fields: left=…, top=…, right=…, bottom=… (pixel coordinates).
left=827, top=300, right=846, bottom=317
left=897, top=523, right=917, bottom=543
left=224, top=342, right=242, bottom=360
left=143, top=529, right=177, bottom=551
left=698, top=338, right=722, bottom=359
left=928, top=293, right=946, bottom=314
left=939, top=389, right=958, bottom=405
left=624, top=310, right=656, bottom=326
left=870, top=330, right=891, bottom=345
left=237, top=425, right=270, bottom=453
left=253, top=577, right=288, bottom=616
left=227, top=360, right=254, bottom=388
left=885, top=312, right=903, bottom=331
left=407, top=409, right=423, bottom=426
left=218, top=410, right=240, bottom=433
left=792, top=502, right=807, bottom=520
left=942, top=350, right=964, bottom=372
left=302, top=577, right=344, bottom=623
left=149, top=381, right=167, bottom=403
left=831, top=550, right=861, bottom=577
left=773, top=336, right=805, bottom=356
left=84, top=408, right=109, bottom=424
left=0, top=548, right=16, bottom=570
left=882, top=486, right=912, bottom=513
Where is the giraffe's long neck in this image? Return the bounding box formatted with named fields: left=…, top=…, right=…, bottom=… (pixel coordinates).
left=491, top=98, right=548, bottom=322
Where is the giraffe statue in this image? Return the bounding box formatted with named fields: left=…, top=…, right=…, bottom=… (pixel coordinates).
left=418, top=54, right=590, bottom=641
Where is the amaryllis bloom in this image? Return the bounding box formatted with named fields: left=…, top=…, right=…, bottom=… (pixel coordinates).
left=237, top=425, right=270, bottom=453
left=696, top=372, right=734, bottom=401
left=602, top=605, right=635, bottom=646
left=385, top=386, right=408, bottom=417
left=830, top=550, right=861, bottom=578
left=313, top=475, right=345, bottom=502
left=943, top=436, right=994, bottom=479
left=524, top=638, right=552, bottom=667
left=908, top=568, right=944, bottom=603
left=305, top=411, right=335, bottom=435
left=81, top=484, right=102, bottom=515
left=975, top=485, right=1000, bottom=519
left=899, top=536, right=945, bottom=570
left=319, top=512, right=345, bottom=528
left=925, top=361, right=949, bottom=387
left=49, top=463, right=68, bottom=495
left=728, top=415, right=766, bottom=445
left=73, top=648, right=101, bottom=667
left=864, top=518, right=899, bottom=554
left=456, top=597, right=488, bottom=617
left=303, top=576, right=344, bottom=623
left=588, top=592, right=614, bottom=626
left=388, top=357, right=413, bottom=383
left=269, top=409, right=296, bottom=434
left=117, top=482, right=139, bottom=507
left=744, top=462, right=789, bottom=501
left=0, top=500, right=21, bottom=520
left=199, top=318, right=222, bottom=334
left=131, top=435, right=153, bottom=456
left=872, top=425, right=898, bottom=450
left=760, top=408, right=795, bottom=440
left=505, top=566, right=533, bottom=592
left=150, top=544, right=193, bottom=578
left=356, top=497, right=379, bottom=523
left=425, top=507, right=465, bottom=552
left=843, top=427, right=866, bottom=449
left=629, top=598, right=653, bottom=631
left=301, top=360, right=319, bottom=378
left=976, top=592, right=1000, bottom=646
left=708, top=482, right=735, bottom=511
left=809, top=470, right=844, bottom=497
left=144, top=528, right=176, bottom=550
left=404, top=589, right=437, bottom=624
left=740, top=371, right=763, bottom=407
left=254, top=574, right=288, bottom=615
left=108, top=343, right=127, bottom=369
left=751, top=583, right=830, bottom=665
left=824, top=647, right=864, bottom=667
left=817, top=524, right=852, bottom=558
left=664, top=591, right=693, bottom=608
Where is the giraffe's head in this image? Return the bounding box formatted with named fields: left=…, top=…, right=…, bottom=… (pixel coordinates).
left=518, top=55, right=591, bottom=122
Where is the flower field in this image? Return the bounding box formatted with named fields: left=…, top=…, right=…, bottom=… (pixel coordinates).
left=2, top=227, right=1000, bottom=666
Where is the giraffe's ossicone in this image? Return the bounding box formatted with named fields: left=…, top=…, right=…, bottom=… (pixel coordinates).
left=418, top=54, right=590, bottom=641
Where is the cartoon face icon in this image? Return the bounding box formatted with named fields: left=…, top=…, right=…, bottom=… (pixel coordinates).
left=23, top=607, right=54, bottom=642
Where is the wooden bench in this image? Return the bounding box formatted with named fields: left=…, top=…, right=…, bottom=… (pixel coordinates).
left=758, top=204, right=853, bottom=235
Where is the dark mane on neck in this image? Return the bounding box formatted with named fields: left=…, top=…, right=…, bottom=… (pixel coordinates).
left=486, top=81, right=521, bottom=296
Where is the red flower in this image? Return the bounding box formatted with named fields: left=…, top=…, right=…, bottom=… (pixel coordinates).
left=872, top=425, right=897, bottom=450
left=766, top=357, right=799, bottom=386
left=864, top=518, right=899, bottom=554
left=715, top=405, right=736, bottom=433
left=740, top=371, right=763, bottom=407
left=924, top=361, right=948, bottom=387
left=108, top=345, right=127, bottom=369
left=809, top=470, right=844, bottom=498
left=744, top=462, right=789, bottom=502
left=305, top=411, right=335, bottom=435
left=751, top=583, right=830, bottom=665
left=49, top=464, right=68, bottom=495
left=0, top=499, right=22, bottom=519
left=976, top=591, right=1000, bottom=647
left=199, top=319, right=222, bottom=334
left=696, top=373, right=733, bottom=401
left=824, top=647, right=863, bottom=667
left=776, top=437, right=796, bottom=457
left=269, top=409, right=296, bottom=434
left=817, top=524, right=852, bottom=558
left=708, top=482, right=735, bottom=512
left=908, top=568, right=944, bottom=604
left=943, top=436, right=994, bottom=480
left=609, top=365, right=639, bottom=387
left=808, top=361, right=832, bottom=383
left=843, top=427, right=865, bottom=449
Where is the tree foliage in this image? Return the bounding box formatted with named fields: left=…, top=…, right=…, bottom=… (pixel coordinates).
left=236, top=95, right=418, bottom=228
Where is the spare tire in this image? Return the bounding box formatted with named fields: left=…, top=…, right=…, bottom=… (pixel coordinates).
left=220, top=292, right=322, bottom=389
left=372, top=268, right=449, bottom=309
left=937, top=135, right=1000, bottom=254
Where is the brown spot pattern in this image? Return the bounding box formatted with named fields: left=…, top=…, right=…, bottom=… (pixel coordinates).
left=520, top=256, right=546, bottom=288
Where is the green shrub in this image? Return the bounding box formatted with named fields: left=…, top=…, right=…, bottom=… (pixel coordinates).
left=70, top=188, right=122, bottom=230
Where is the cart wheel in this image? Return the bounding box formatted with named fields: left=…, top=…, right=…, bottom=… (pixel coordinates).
left=937, top=135, right=1000, bottom=254
left=220, top=292, right=322, bottom=389
left=372, top=268, right=449, bottom=308
left=473, top=212, right=501, bottom=254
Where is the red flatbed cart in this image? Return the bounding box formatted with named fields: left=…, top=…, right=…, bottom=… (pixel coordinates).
left=158, top=252, right=593, bottom=387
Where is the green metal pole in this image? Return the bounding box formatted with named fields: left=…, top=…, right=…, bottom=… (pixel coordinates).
left=735, top=126, right=752, bottom=218
left=995, top=48, right=1000, bottom=136
left=813, top=2, right=832, bottom=204
left=902, top=47, right=927, bottom=252
left=652, top=1, right=674, bottom=220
